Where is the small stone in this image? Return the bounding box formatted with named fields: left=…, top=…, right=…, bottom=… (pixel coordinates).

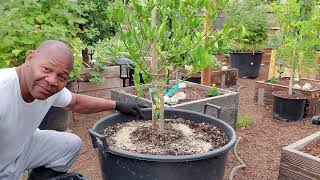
left=221, top=66, right=228, bottom=70
left=164, top=96, right=170, bottom=103
left=302, top=84, right=311, bottom=90
left=304, top=83, right=312, bottom=89
left=172, top=92, right=187, bottom=101
left=293, top=84, right=301, bottom=89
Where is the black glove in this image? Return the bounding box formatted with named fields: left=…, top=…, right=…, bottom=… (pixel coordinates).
left=115, top=101, right=145, bottom=118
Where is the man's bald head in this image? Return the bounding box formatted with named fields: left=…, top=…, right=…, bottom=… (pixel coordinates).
left=20, top=40, right=75, bottom=101
left=34, top=40, right=74, bottom=68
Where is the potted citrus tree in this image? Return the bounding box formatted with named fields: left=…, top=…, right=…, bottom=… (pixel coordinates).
left=224, top=0, right=269, bottom=78
left=271, top=0, right=320, bottom=121
left=89, top=1, right=237, bottom=180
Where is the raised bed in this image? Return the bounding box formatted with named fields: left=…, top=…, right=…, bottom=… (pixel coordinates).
left=181, top=68, right=238, bottom=88
left=74, top=66, right=122, bottom=99
left=254, top=78, right=320, bottom=117
left=278, top=131, right=320, bottom=180
left=211, top=68, right=238, bottom=88
left=111, top=81, right=239, bottom=129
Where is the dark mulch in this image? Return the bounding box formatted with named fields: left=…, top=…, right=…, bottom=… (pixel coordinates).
left=300, top=139, right=320, bottom=158
left=101, top=118, right=228, bottom=156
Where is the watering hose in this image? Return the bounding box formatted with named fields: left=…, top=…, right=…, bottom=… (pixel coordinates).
left=229, top=137, right=246, bottom=180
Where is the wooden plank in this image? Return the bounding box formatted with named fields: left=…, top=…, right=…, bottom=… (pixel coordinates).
left=201, top=67, right=212, bottom=86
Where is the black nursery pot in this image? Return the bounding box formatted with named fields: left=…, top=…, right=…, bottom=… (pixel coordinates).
left=272, top=92, right=306, bottom=121
left=184, top=76, right=201, bottom=84
left=230, top=52, right=263, bottom=78
left=89, top=108, right=236, bottom=180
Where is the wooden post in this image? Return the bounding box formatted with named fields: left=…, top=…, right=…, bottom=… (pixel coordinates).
left=201, top=67, right=212, bottom=86
left=201, top=0, right=215, bottom=86
left=221, top=73, right=226, bottom=89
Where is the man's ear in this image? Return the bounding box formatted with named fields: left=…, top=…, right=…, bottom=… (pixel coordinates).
left=25, top=51, right=34, bottom=64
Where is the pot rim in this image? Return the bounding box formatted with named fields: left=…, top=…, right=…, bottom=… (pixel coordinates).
left=90, top=108, right=237, bottom=162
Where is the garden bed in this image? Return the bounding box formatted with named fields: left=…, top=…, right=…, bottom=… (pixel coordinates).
left=180, top=68, right=238, bottom=88
left=278, top=131, right=320, bottom=180
left=111, top=81, right=239, bottom=128
left=254, top=78, right=320, bottom=117
left=74, top=66, right=122, bottom=99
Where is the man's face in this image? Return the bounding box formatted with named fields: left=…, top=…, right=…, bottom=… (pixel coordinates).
left=25, top=52, right=73, bottom=100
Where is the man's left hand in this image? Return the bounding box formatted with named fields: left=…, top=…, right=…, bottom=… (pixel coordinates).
left=115, top=101, right=145, bottom=118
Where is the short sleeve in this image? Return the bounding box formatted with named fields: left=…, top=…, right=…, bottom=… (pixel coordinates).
left=52, top=88, right=72, bottom=107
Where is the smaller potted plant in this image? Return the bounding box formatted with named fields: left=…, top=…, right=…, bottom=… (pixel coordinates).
left=224, top=0, right=269, bottom=78
left=271, top=0, right=320, bottom=121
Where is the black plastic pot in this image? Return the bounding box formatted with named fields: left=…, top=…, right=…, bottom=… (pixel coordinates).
left=39, top=79, right=74, bottom=131
left=89, top=108, right=236, bottom=180
left=184, top=76, right=201, bottom=84
left=229, top=52, right=263, bottom=78
left=272, top=92, right=306, bottom=121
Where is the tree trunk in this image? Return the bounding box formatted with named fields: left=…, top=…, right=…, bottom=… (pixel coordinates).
left=82, top=48, right=90, bottom=67
left=150, top=6, right=164, bottom=133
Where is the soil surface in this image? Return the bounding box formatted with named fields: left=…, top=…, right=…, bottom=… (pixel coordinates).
left=273, top=90, right=307, bottom=99
left=101, top=118, right=228, bottom=155
left=300, top=139, right=320, bottom=158
left=69, top=64, right=320, bottom=180
left=128, top=83, right=222, bottom=104
left=266, top=77, right=320, bottom=90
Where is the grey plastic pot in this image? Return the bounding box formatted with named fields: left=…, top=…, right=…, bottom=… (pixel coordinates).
left=89, top=108, right=236, bottom=180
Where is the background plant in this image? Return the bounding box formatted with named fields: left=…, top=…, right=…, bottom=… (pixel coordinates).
left=208, top=84, right=219, bottom=97
left=237, top=115, right=254, bottom=128
left=224, top=0, right=269, bottom=52
left=272, top=0, right=320, bottom=95
left=0, top=0, right=85, bottom=78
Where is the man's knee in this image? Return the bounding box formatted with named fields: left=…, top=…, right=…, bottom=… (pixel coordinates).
left=65, top=133, right=82, bottom=154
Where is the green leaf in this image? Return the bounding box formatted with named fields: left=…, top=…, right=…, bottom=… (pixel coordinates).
left=12, top=49, right=22, bottom=56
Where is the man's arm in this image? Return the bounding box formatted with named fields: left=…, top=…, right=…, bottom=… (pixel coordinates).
left=65, top=93, right=116, bottom=114
left=65, top=93, right=144, bottom=117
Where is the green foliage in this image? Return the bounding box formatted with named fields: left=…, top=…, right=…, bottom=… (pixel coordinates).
left=106, top=0, right=229, bottom=90
left=94, top=37, right=129, bottom=65
left=88, top=61, right=108, bottom=83
left=0, top=0, right=85, bottom=78
left=77, top=0, right=116, bottom=47
left=237, top=115, right=254, bottom=128
left=208, top=84, right=219, bottom=97
left=272, top=0, right=320, bottom=80
left=208, top=25, right=233, bottom=55
left=224, top=0, right=269, bottom=52
left=212, top=60, right=226, bottom=70
left=267, top=77, right=278, bottom=84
